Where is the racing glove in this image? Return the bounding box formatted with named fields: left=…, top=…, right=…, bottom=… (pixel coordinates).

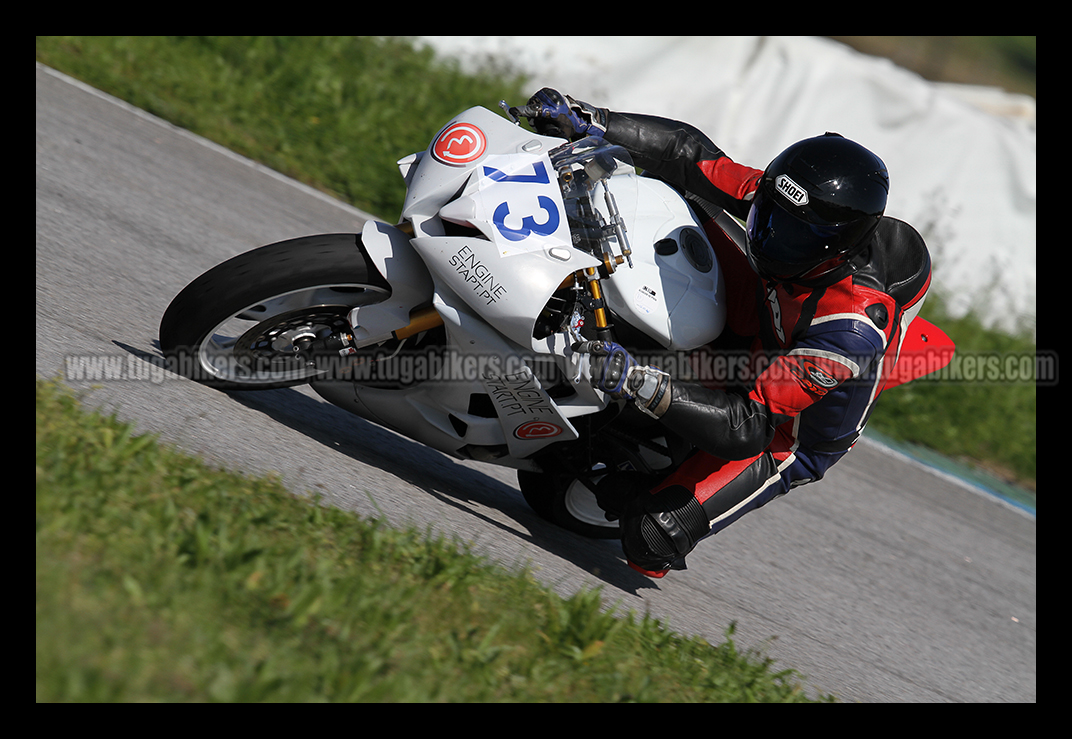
left=514, top=87, right=609, bottom=140
left=574, top=340, right=672, bottom=418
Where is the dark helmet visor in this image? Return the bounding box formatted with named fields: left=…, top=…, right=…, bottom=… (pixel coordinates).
left=745, top=190, right=873, bottom=282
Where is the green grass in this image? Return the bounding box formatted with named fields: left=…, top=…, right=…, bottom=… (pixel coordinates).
left=35, top=36, right=1036, bottom=489
left=37, top=378, right=829, bottom=702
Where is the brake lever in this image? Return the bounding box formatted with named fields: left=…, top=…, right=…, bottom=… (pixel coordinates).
left=499, top=100, right=521, bottom=125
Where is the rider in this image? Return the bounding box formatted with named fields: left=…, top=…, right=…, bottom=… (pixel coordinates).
left=516, top=88, right=933, bottom=577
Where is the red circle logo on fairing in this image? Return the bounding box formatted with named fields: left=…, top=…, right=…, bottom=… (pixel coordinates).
left=432, top=122, right=487, bottom=166
left=513, top=421, right=563, bottom=440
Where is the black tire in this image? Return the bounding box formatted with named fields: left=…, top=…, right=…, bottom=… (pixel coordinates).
left=159, top=233, right=391, bottom=390
left=518, top=470, right=620, bottom=539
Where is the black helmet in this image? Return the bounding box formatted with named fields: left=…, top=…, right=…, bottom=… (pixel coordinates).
left=745, top=133, right=889, bottom=287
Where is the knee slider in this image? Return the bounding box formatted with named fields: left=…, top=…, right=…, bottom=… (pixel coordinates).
left=621, top=486, right=710, bottom=570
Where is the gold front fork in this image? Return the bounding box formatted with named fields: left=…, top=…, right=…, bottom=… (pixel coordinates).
left=584, top=267, right=610, bottom=330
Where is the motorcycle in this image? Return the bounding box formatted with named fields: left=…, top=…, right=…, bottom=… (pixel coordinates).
left=159, top=102, right=953, bottom=539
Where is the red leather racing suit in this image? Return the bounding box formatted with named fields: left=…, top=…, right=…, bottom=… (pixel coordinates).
left=603, top=113, right=933, bottom=573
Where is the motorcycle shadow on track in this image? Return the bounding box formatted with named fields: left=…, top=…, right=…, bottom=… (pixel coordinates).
left=120, top=341, right=661, bottom=594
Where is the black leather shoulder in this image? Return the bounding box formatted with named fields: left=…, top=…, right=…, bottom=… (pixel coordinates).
left=851, top=217, right=931, bottom=309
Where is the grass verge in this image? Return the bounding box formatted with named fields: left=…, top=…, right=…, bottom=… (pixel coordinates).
left=37, top=378, right=829, bottom=702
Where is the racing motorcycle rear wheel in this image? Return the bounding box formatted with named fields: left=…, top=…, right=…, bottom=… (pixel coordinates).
left=159, top=233, right=391, bottom=390
left=517, top=470, right=620, bottom=539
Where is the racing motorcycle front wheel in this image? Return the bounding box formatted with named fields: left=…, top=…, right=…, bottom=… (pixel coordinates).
left=159, top=233, right=392, bottom=391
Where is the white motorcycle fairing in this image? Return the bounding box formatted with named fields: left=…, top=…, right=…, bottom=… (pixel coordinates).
left=310, top=106, right=726, bottom=468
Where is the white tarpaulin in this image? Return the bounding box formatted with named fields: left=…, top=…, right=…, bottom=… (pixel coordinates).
left=420, top=36, right=1036, bottom=335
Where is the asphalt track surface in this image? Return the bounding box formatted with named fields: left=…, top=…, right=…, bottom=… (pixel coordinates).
left=36, top=64, right=1036, bottom=703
